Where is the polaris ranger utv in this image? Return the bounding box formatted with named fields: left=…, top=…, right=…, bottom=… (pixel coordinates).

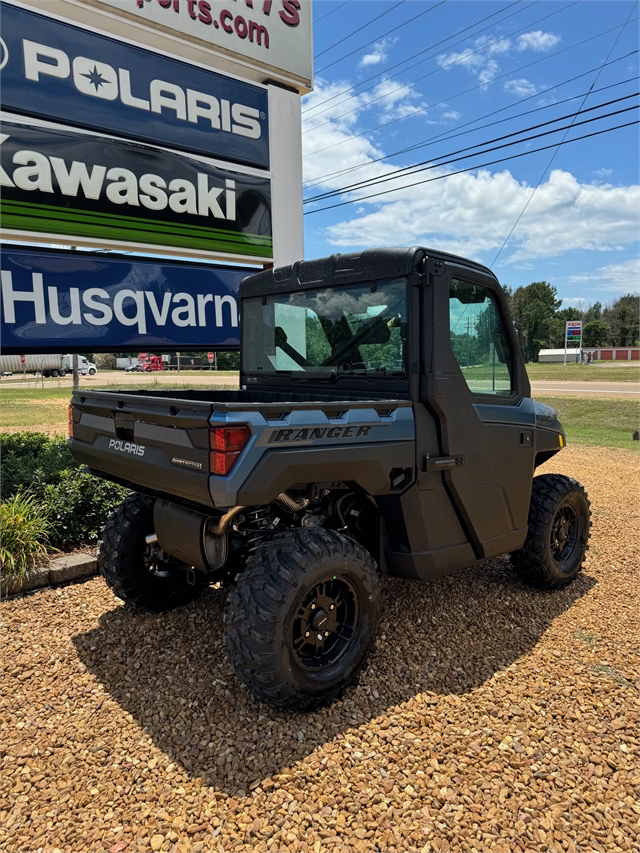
left=69, top=248, right=591, bottom=711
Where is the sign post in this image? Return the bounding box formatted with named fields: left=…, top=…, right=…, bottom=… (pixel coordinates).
left=564, top=321, right=583, bottom=365
left=208, top=351, right=214, bottom=370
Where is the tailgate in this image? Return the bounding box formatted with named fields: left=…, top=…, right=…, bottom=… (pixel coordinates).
left=69, top=390, right=214, bottom=506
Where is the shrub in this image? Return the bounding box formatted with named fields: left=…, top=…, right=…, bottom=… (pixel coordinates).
left=42, top=469, right=128, bottom=549
left=0, top=493, right=52, bottom=582
left=0, top=433, right=77, bottom=500
left=1, top=432, right=130, bottom=550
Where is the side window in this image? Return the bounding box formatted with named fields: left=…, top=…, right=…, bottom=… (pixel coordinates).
left=449, top=279, right=513, bottom=395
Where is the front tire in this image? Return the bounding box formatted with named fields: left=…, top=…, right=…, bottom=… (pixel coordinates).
left=98, top=492, right=205, bottom=612
left=224, top=528, right=381, bottom=711
left=511, top=474, right=591, bottom=589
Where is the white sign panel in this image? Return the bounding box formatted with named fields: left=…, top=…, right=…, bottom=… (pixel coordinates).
left=91, top=0, right=313, bottom=90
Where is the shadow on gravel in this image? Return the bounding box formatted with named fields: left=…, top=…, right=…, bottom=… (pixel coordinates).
left=73, top=557, right=595, bottom=796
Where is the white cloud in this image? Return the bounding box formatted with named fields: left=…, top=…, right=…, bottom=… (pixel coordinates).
left=476, top=35, right=512, bottom=56
left=370, top=78, right=427, bottom=120
left=442, top=110, right=461, bottom=120
left=594, top=167, right=613, bottom=177
left=437, top=35, right=511, bottom=87
left=320, top=168, right=640, bottom=266
left=301, top=77, right=428, bottom=191
left=562, top=297, right=591, bottom=309
left=567, top=259, right=640, bottom=291
left=301, top=71, right=638, bottom=298
left=504, top=78, right=540, bottom=97
left=359, top=39, right=393, bottom=68
left=301, top=80, right=402, bottom=192
left=517, top=31, right=561, bottom=52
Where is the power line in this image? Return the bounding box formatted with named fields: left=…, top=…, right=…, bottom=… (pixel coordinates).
left=304, top=0, right=581, bottom=132
left=304, top=94, right=639, bottom=203
left=303, top=17, right=638, bottom=159
left=314, top=0, right=406, bottom=59
left=303, top=0, right=526, bottom=117
left=490, top=0, right=639, bottom=267
left=303, top=99, right=640, bottom=204
left=314, top=1, right=352, bottom=26
left=303, top=119, right=639, bottom=215
left=303, top=62, right=637, bottom=189
left=317, top=1, right=447, bottom=75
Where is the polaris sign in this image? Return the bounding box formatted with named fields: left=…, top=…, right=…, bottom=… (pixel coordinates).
left=1, top=119, right=272, bottom=259
left=0, top=2, right=269, bottom=168
left=0, top=246, right=247, bottom=353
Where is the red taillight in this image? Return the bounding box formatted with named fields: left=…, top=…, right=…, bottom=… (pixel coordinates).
left=68, top=404, right=74, bottom=438
left=209, top=426, right=251, bottom=475
left=210, top=426, right=251, bottom=452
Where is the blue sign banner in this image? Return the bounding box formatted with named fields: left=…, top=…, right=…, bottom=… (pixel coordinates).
left=0, top=2, right=269, bottom=169
left=0, top=246, right=249, bottom=353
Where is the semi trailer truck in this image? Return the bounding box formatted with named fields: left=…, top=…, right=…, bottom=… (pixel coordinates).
left=0, top=354, right=97, bottom=377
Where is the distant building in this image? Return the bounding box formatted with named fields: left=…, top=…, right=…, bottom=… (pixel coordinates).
left=537, top=347, right=640, bottom=363
left=538, top=349, right=581, bottom=363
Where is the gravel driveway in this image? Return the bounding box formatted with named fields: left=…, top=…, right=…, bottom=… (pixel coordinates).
left=1, top=445, right=638, bottom=853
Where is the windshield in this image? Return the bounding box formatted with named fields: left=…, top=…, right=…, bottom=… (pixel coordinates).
left=242, top=278, right=408, bottom=378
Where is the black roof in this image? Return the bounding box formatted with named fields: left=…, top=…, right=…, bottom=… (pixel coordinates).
left=240, top=247, right=497, bottom=298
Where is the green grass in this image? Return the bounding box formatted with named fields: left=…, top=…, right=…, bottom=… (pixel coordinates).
left=2, top=386, right=638, bottom=450
left=0, top=383, right=237, bottom=435
left=536, top=396, right=639, bottom=451
left=525, top=362, right=640, bottom=382
left=0, top=388, right=72, bottom=435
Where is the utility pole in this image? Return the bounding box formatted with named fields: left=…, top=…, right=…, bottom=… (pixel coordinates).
left=72, top=354, right=79, bottom=389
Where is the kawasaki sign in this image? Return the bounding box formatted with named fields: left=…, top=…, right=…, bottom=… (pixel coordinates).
left=1, top=119, right=272, bottom=260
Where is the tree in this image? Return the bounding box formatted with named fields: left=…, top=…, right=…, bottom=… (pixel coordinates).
left=582, top=320, right=609, bottom=347
left=511, top=281, right=562, bottom=362
left=603, top=294, right=640, bottom=346
left=216, top=351, right=240, bottom=370
left=584, top=301, right=602, bottom=323
left=93, top=353, right=117, bottom=369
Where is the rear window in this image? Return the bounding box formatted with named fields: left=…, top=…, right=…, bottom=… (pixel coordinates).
left=242, top=278, right=408, bottom=378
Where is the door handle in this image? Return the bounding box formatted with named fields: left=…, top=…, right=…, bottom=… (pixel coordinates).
left=426, top=454, right=465, bottom=472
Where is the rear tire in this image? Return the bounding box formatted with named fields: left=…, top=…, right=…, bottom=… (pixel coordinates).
left=511, top=474, right=591, bottom=589
left=98, top=492, right=206, bottom=612
left=224, top=528, right=381, bottom=711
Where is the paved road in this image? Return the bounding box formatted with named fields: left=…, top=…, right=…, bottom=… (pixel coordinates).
left=2, top=375, right=638, bottom=398
left=531, top=380, right=639, bottom=399
left=0, top=371, right=238, bottom=391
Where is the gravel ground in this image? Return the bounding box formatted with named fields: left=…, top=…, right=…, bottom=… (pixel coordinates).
left=1, top=445, right=638, bottom=853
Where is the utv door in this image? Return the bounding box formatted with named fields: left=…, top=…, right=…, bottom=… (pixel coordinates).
left=423, top=262, right=536, bottom=560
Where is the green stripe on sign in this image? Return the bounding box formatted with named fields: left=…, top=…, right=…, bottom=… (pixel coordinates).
left=2, top=199, right=273, bottom=257
left=1, top=199, right=273, bottom=247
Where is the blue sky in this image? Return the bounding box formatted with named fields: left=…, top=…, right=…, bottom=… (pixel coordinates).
left=303, top=0, right=639, bottom=307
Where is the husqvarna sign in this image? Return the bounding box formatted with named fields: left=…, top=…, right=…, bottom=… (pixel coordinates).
left=0, top=246, right=246, bottom=353
left=0, top=2, right=269, bottom=168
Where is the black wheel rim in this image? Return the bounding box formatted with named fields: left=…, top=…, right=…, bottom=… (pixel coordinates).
left=291, top=576, right=359, bottom=672
left=550, top=503, right=580, bottom=566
